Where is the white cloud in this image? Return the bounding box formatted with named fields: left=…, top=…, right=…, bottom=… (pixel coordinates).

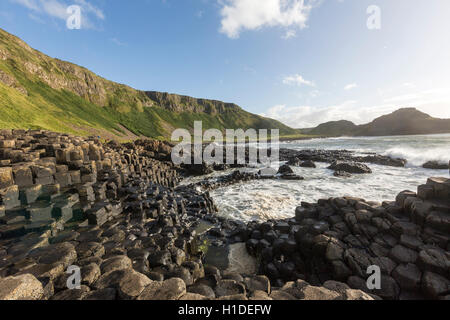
left=282, top=29, right=296, bottom=39
left=219, top=0, right=318, bottom=38
left=282, top=74, right=315, bottom=87
left=11, top=0, right=104, bottom=29
left=261, top=86, right=450, bottom=128
left=344, top=83, right=357, bottom=90
left=110, top=38, right=127, bottom=47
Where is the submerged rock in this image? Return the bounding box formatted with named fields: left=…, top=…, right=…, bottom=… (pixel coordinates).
left=423, top=161, right=449, bottom=170
left=328, top=160, right=372, bottom=174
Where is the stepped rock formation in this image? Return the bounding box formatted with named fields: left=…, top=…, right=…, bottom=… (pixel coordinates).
left=245, top=177, right=450, bottom=300
left=0, top=130, right=372, bottom=300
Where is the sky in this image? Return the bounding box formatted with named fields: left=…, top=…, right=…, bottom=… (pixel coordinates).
left=0, top=0, right=450, bottom=128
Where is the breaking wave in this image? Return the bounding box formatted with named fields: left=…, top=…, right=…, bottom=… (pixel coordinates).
left=384, top=146, right=450, bottom=167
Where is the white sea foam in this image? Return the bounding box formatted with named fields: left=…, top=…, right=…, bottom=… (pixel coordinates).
left=384, top=146, right=450, bottom=167
left=192, top=134, right=450, bottom=222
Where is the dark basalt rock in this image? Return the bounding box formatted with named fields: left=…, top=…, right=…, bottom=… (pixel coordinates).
left=2, top=129, right=445, bottom=301
left=277, top=165, right=294, bottom=175
left=328, top=161, right=372, bottom=174
left=242, top=177, right=450, bottom=300
left=423, top=161, right=449, bottom=170
left=300, top=160, right=317, bottom=168
left=281, top=148, right=406, bottom=168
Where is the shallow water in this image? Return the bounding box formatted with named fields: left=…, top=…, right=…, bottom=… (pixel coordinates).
left=185, top=134, right=450, bottom=222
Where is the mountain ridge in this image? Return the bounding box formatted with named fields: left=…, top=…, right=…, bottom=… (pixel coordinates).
left=303, top=108, right=450, bottom=137
left=0, top=28, right=299, bottom=140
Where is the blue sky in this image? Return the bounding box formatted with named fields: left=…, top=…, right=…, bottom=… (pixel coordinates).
left=1, top=0, right=450, bottom=128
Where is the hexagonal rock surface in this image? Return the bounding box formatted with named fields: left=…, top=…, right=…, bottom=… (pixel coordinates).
left=137, top=278, right=186, bottom=300
left=0, top=274, right=44, bottom=300
left=28, top=242, right=77, bottom=268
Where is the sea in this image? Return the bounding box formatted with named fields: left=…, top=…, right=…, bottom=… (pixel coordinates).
left=183, top=134, right=450, bottom=223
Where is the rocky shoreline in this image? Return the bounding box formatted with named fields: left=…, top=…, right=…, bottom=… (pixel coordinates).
left=0, top=130, right=448, bottom=300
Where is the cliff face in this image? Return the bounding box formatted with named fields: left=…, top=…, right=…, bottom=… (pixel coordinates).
left=146, top=91, right=241, bottom=115
left=0, top=28, right=298, bottom=140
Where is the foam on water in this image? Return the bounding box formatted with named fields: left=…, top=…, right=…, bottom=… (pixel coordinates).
left=188, top=134, right=450, bottom=222
left=384, top=146, right=450, bottom=167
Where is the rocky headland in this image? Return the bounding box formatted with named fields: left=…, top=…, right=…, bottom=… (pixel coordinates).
left=0, top=130, right=448, bottom=300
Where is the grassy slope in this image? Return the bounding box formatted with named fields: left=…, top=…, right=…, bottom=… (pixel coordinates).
left=0, top=28, right=303, bottom=141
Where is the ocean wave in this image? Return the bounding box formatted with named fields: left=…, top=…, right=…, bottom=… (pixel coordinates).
left=384, top=146, right=450, bottom=167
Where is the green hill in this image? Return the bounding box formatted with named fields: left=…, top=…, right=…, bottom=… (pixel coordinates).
left=0, top=28, right=300, bottom=141
left=306, top=120, right=358, bottom=136
left=305, top=108, right=450, bottom=137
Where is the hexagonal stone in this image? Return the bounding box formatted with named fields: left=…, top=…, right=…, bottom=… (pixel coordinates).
left=421, top=271, right=450, bottom=299
left=389, top=245, right=418, bottom=264
left=0, top=167, right=14, bottom=189
left=101, top=255, right=132, bottom=274
left=51, top=285, right=90, bottom=300
left=81, top=263, right=101, bottom=286
left=417, top=248, right=449, bottom=277
left=0, top=274, right=44, bottom=300
left=28, top=242, right=77, bottom=268
left=137, top=278, right=186, bottom=300
left=215, top=279, right=246, bottom=298
left=245, top=275, right=271, bottom=294
left=392, top=263, right=422, bottom=290
left=76, top=242, right=105, bottom=260
left=83, top=288, right=117, bottom=300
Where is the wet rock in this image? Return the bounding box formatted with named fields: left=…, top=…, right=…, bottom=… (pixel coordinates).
left=215, top=279, right=246, bottom=297
left=245, top=275, right=271, bottom=294
left=328, top=161, right=372, bottom=174
left=423, top=161, right=449, bottom=170
left=277, top=165, right=294, bottom=175
left=334, top=171, right=352, bottom=178
left=300, top=160, right=316, bottom=168
left=188, top=284, right=215, bottom=299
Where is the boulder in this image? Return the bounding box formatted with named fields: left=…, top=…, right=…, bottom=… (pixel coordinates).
left=101, top=255, right=132, bottom=274
left=421, top=271, right=450, bottom=299
left=28, top=242, right=77, bottom=268
left=423, top=161, right=449, bottom=170
left=277, top=165, right=294, bottom=175
left=328, top=161, right=372, bottom=174
left=0, top=167, right=14, bottom=188
left=300, top=160, right=316, bottom=168
left=137, top=278, right=186, bottom=300
left=0, top=274, right=44, bottom=300
left=215, top=279, right=246, bottom=297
